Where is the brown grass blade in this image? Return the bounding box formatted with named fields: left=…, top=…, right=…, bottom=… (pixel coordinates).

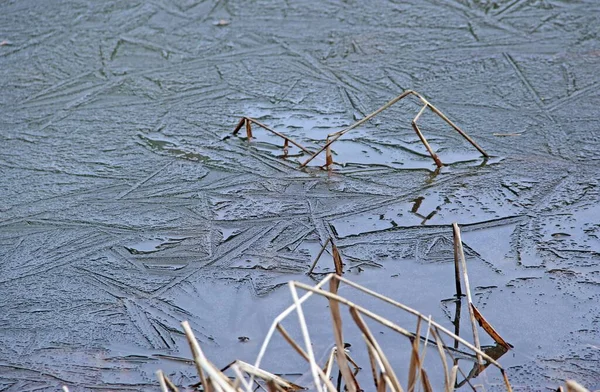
left=431, top=327, right=451, bottom=392
left=407, top=318, right=422, bottom=392
left=182, top=321, right=234, bottom=392
left=235, top=360, right=305, bottom=391
left=276, top=323, right=310, bottom=361
left=307, top=238, right=332, bottom=274
left=377, top=372, right=387, bottom=392
left=471, top=304, right=512, bottom=350
left=245, top=118, right=253, bottom=139
left=294, top=278, right=503, bottom=368
left=350, top=307, right=404, bottom=392
left=267, top=379, right=286, bottom=392
left=328, top=277, right=356, bottom=392
left=420, top=369, right=434, bottom=392
left=232, top=117, right=247, bottom=135
left=331, top=240, right=344, bottom=276
left=363, top=334, right=381, bottom=389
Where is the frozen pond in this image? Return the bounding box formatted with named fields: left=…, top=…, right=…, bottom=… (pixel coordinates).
left=1, top=0, right=599, bottom=390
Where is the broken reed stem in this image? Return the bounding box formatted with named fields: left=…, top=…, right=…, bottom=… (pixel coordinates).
left=299, top=90, right=488, bottom=168
left=452, top=223, right=484, bottom=370
left=307, top=237, right=332, bottom=274
left=247, top=118, right=314, bottom=154
left=245, top=118, right=253, bottom=139
left=412, top=104, right=444, bottom=168
left=301, top=90, right=414, bottom=167
left=157, top=370, right=171, bottom=392
left=452, top=227, right=464, bottom=298
left=233, top=116, right=314, bottom=155
left=426, top=103, right=489, bottom=157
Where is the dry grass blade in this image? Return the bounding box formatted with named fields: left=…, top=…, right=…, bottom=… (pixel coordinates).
left=412, top=104, right=443, bottom=168
left=452, top=223, right=484, bottom=369
left=350, top=306, right=404, bottom=392
left=182, top=321, right=236, bottom=392
left=431, top=328, right=451, bottom=392
left=307, top=238, right=331, bottom=274
left=566, top=381, right=590, bottom=392
left=363, top=334, right=382, bottom=389
left=450, top=365, right=459, bottom=391
left=471, top=304, right=512, bottom=349
left=377, top=372, right=387, bottom=392
left=328, top=276, right=356, bottom=392
left=407, top=318, right=422, bottom=392
left=308, top=276, right=504, bottom=367
left=276, top=323, right=310, bottom=361
left=331, top=240, right=344, bottom=276
left=288, top=283, right=325, bottom=392
left=235, top=360, right=304, bottom=391
left=421, top=369, right=434, bottom=392
left=267, top=379, right=288, bottom=392
left=253, top=274, right=335, bottom=371
left=157, top=370, right=180, bottom=392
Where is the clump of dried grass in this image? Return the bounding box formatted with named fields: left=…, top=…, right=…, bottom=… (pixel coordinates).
left=153, top=226, right=593, bottom=392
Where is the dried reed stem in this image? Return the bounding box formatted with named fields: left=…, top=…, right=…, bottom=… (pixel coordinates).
left=431, top=327, right=451, bottom=392
left=350, top=307, right=404, bottom=392
left=307, top=238, right=332, bottom=274
left=299, top=90, right=488, bottom=169
left=235, top=360, right=304, bottom=391
left=288, top=283, right=335, bottom=392
left=233, top=116, right=314, bottom=154
left=471, top=304, right=512, bottom=350
left=452, top=227, right=464, bottom=298
left=182, top=321, right=235, bottom=392
left=328, top=276, right=356, bottom=392
left=412, top=105, right=443, bottom=168
left=253, top=274, right=335, bottom=372
left=326, top=275, right=503, bottom=367
left=452, top=223, right=484, bottom=369
left=566, top=381, right=590, bottom=392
